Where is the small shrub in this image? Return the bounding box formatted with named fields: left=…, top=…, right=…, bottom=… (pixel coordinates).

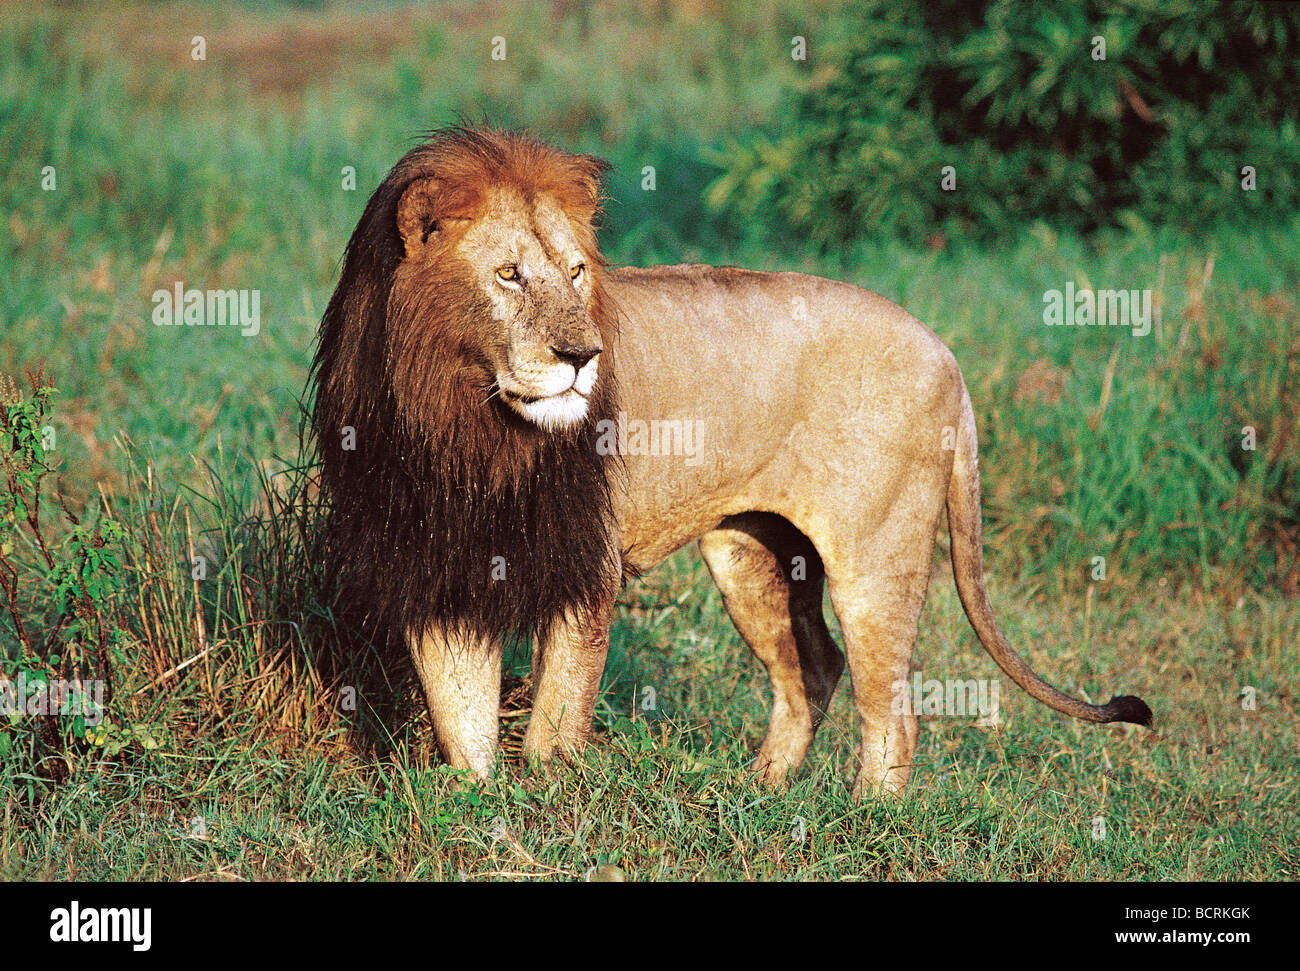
left=1, top=367, right=130, bottom=778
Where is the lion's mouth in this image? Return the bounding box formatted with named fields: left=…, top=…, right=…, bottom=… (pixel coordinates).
left=496, top=360, right=598, bottom=432
left=498, top=381, right=591, bottom=432
left=503, top=386, right=586, bottom=405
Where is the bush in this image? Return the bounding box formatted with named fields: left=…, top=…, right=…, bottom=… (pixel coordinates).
left=1, top=368, right=132, bottom=779
left=707, top=0, right=1300, bottom=248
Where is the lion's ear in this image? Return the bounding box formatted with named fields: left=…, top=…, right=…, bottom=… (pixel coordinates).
left=569, top=154, right=611, bottom=217
left=396, top=177, right=443, bottom=259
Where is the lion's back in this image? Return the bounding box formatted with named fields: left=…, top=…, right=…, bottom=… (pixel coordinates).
left=606, top=262, right=960, bottom=397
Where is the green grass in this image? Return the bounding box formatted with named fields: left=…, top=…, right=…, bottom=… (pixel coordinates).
left=4, top=549, right=1294, bottom=880
left=1, top=1, right=1297, bottom=880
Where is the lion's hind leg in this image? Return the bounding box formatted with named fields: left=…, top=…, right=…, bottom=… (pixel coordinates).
left=822, top=497, right=941, bottom=799
left=699, top=513, right=844, bottom=787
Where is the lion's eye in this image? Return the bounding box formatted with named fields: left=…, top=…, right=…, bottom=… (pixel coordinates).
left=497, top=265, right=520, bottom=284
left=570, top=263, right=585, bottom=282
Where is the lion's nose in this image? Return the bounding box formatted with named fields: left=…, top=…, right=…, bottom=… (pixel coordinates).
left=549, top=343, right=601, bottom=371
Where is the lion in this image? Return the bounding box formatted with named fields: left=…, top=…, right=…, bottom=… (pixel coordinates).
left=310, top=126, right=1151, bottom=797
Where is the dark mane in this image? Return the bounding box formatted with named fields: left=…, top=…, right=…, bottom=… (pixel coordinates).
left=309, top=126, right=619, bottom=645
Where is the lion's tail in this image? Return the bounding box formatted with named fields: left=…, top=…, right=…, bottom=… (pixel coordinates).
left=945, top=378, right=1152, bottom=727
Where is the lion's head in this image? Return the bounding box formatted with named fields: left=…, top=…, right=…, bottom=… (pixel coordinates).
left=310, top=127, right=621, bottom=644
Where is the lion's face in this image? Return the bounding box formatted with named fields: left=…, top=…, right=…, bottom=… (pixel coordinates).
left=459, top=187, right=603, bottom=431
left=390, top=151, right=609, bottom=437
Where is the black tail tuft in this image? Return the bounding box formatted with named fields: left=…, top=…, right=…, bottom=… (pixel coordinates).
left=1105, top=695, right=1153, bottom=727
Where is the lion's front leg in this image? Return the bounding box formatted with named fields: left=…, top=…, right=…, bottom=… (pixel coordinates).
left=407, top=628, right=502, bottom=777
left=524, top=595, right=616, bottom=765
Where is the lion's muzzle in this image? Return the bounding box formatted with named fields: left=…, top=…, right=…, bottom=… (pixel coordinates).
left=498, top=346, right=600, bottom=431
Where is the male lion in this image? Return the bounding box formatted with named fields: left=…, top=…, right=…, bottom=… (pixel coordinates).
left=311, top=126, right=1151, bottom=797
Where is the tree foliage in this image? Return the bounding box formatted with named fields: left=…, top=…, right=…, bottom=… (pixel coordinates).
left=708, top=0, right=1300, bottom=246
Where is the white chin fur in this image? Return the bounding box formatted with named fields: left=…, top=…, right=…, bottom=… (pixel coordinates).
left=575, top=357, right=599, bottom=395
left=510, top=390, right=589, bottom=431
